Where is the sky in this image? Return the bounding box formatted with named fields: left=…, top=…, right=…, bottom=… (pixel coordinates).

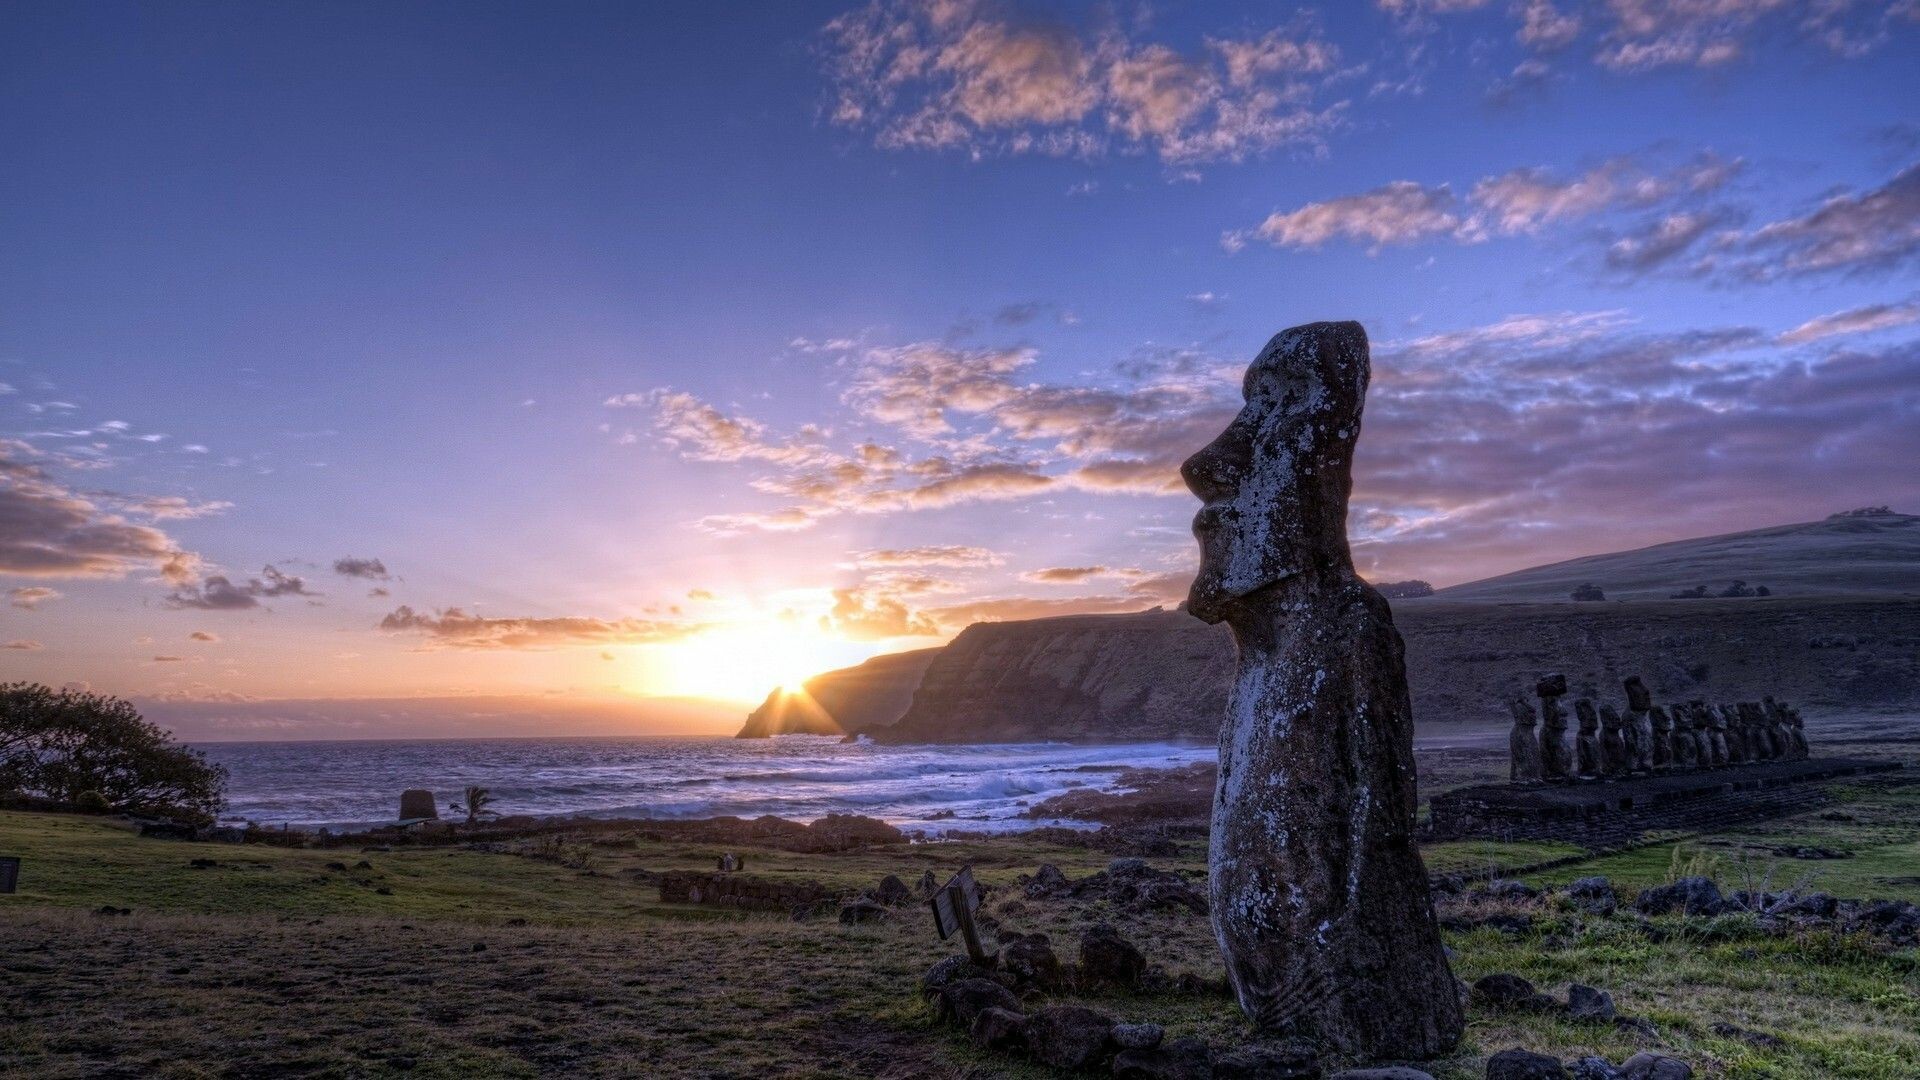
left=3, top=0, right=1918, bottom=736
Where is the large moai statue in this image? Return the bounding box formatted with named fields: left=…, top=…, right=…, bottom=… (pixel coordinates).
left=1181, top=322, right=1462, bottom=1058
left=1720, top=705, right=1750, bottom=764
left=1623, top=676, right=1656, bottom=772
left=1574, top=699, right=1603, bottom=779
left=1702, top=703, right=1729, bottom=767
left=1536, top=674, right=1573, bottom=781
left=1749, top=702, right=1781, bottom=760
left=1670, top=705, right=1699, bottom=769
left=1786, top=706, right=1811, bottom=759
left=1688, top=703, right=1717, bottom=768
left=1599, top=703, right=1630, bottom=776
left=1508, top=696, right=1544, bottom=783
left=1648, top=705, right=1674, bottom=769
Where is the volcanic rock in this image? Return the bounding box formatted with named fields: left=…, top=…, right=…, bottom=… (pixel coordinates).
left=1485, top=1049, right=1569, bottom=1080
left=1024, top=1004, right=1115, bottom=1070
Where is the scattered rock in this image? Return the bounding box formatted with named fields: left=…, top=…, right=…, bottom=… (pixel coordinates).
left=1111, top=1022, right=1165, bottom=1051
left=969, top=1006, right=1028, bottom=1052
left=325, top=861, right=348, bottom=872
left=873, top=874, right=913, bottom=906
left=1481, top=879, right=1542, bottom=901
left=354, top=860, right=373, bottom=870
left=188, top=858, right=218, bottom=869
left=936, top=978, right=1021, bottom=1028
left=1112, top=1036, right=1213, bottom=1080
left=838, top=899, right=887, bottom=925
left=1485, top=1049, right=1568, bottom=1080
left=1211, top=1040, right=1320, bottom=1079
left=1000, top=932, right=1067, bottom=992
left=1024, top=1004, right=1115, bottom=1071
left=1567, top=1058, right=1621, bottom=1080
left=375, top=886, right=393, bottom=896
left=1566, top=984, right=1616, bottom=1023
left=1471, top=973, right=1553, bottom=1013
left=1633, top=877, right=1723, bottom=917
left=921, top=955, right=999, bottom=999
left=917, top=869, right=938, bottom=898
left=1079, top=923, right=1148, bottom=989
left=1709, top=1023, right=1785, bottom=1050
left=93, top=905, right=131, bottom=916
left=1612, top=1016, right=1659, bottom=1040
left=1026, top=863, right=1071, bottom=898
left=470, top=942, right=486, bottom=952
left=1330, top=1069, right=1437, bottom=1080
left=1564, top=877, right=1617, bottom=914
left=1617, top=1053, right=1690, bottom=1080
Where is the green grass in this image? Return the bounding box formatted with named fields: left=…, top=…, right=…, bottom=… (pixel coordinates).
left=3, top=781, right=1918, bottom=1079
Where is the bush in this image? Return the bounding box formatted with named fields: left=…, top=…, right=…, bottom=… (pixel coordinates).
left=0, top=682, right=227, bottom=824
left=75, top=790, right=110, bottom=813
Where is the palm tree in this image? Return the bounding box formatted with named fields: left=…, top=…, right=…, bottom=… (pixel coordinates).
left=452, top=785, right=496, bottom=826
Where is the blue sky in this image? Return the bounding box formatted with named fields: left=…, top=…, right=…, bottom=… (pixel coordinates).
left=3, top=0, right=1917, bottom=732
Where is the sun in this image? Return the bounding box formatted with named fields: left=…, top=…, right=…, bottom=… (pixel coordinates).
left=642, top=620, right=848, bottom=703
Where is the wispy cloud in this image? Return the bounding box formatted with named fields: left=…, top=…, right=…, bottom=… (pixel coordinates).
left=377, top=606, right=707, bottom=650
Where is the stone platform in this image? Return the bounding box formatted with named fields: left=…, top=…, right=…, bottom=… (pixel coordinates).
left=1428, top=757, right=1903, bottom=845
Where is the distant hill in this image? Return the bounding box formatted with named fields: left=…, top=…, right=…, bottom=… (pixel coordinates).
left=1432, top=508, right=1920, bottom=603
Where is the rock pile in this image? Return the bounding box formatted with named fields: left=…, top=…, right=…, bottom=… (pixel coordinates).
left=1020, top=858, right=1209, bottom=916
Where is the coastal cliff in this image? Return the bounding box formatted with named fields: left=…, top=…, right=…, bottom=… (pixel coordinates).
left=736, top=647, right=940, bottom=738
left=741, top=597, right=1920, bottom=742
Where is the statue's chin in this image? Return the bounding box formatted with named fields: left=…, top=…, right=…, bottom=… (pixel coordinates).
left=1185, top=589, right=1228, bottom=624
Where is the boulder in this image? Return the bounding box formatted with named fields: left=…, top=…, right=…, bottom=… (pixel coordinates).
left=1482, top=879, right=1541, bottom=901
left=1567, top=1058, right=1621, bottom=1080
left=398, top=789, right=438, bottom=820
left=1485, top=1049, right=1568, bottom=1080
left=1112, top=1022, right=1165, bottom=1051
left=838, top=899, right=886, bottom=925
left=1566, top=985, right=1616, bottom=1023
left=1079, top=923, right=1148, bottom=989
left=937, top=978, right=1021, bottom=1028
left=873, top=874, right=913, bottom=906
left=1633, top=877, right=1723, bottom=917
left=1211, top=1041, right=1320, bottom=1079
left=1024, top=1004, right=1115, bottom=1070
left=1330, top=1070, right=1437, bottom=1080
left=1564, top=877, right=1617, bottom=914
left=1471, top=973, right=1553, bottom=1013
left=1112, top=1036, right=1214, bottom=1080
left=969, top=1006, right=1028, bottom=1052
left=1617, top=1053, right=1691, bottom=1080
left=917, top=869, right=939, bottom=898
left=1000, top=932, right=1067, bottom=992
left=1709, top=1023, right=1784, bottom=1050
left=1026, top=863, right=1071, bottom=897
left=921, top=955, right=998, bottom=999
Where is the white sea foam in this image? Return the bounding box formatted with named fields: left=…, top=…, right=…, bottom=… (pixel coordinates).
left=200, top=735, right=1217, bottom=833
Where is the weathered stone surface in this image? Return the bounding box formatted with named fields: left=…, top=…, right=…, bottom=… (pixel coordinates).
left=1025, top=1004, right=1115, bottom=1070
left=1472, top=973, right=1553, bottom=1013
left=1634, top=877, right=1724, bottom=917
left=1181, top=322, right=1461, bottom=1058
left=1330, top=1070, right=1437, bottom=1080
left=1112, top=1036, right=1214, bottom=1080
left=920, top=955, right=996, bottom=999
left=837, top=899, right=886, bottom=925
left=872, top=874, right=912, bottom=906
left=1112, top=1022, right=1166, bottom=1051
left=1617, top=1053, right=1691, bottom=1080
left=1598, top=704, right=1630, bottom=776
left=1509, top=697, right=1544, bottom=783
left=1574, top=700, right=1602, bottom=778
left=398, top=789, right=438, bottom=820
left=1567, top=1058, right=1622, bottom=1080
left=937, top=978, right=1021, bottom=1027
left=1564, top=877, right=1617, bottom=915
left=1079, top=923, right=1147, bottom=989
left=1000, top=931, right=1067, bottom=992
left=1485, top=1049, right=1569, bottom=1080
left=969, top=1006, right=1029, bottom=1052
left=1566, top=984, right=1616, bottom=1023
left=1537, top=677, right=1573, bottom=781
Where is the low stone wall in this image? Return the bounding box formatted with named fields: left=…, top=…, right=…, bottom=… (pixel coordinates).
left=657, top=871, right=837, bottom=913
left=1428, top=757, right=1903, bottom=845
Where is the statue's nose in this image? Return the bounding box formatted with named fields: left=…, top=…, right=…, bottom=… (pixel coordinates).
left=1181, top=440, right=1237, bottom=503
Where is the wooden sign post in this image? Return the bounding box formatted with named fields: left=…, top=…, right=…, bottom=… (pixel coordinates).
left=929, top=865, right=995, bottom=965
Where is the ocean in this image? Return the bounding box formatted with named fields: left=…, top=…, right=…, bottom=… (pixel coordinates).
left=197, top=735, right=1218, bottom=833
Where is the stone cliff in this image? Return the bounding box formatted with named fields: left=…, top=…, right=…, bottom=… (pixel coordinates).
left=740, top=597, right=1920, bottom=742
left=736, top=647, right=940, bottom=738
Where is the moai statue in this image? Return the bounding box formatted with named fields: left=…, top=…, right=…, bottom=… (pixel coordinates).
left=1648, top=705, right=1674, bottom=769
left=1746, top=702, right=1777, bottom=761
left=1536, top=674, right=1573, bottom=781
left=1669, top=705, right=1699, bottom=769
left=1181, top=321, right=1462, bottom=1057
left=1757, top=701, right=1786, bottom=760
left=1719, top=705, right=1749, bottom=764
left=1623, top=676, right=1656, bottom=772
left=1508, top=695, right=1545, bottom=783
left=1786, top=706, right=1811, bottom=759
left=1688, top=703, right=1717, bottom=768
left=1574, top=699, right=1603, bottom=779
left=1703, top=703, right=1729, bottom=767
left=1599, top=703, right=1630, bottom=776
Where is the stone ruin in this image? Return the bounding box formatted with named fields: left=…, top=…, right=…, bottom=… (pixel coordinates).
left=1507, top=675, right=1811, bottom=784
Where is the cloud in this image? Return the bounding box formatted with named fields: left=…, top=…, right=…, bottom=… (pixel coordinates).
left=166, top=565, right=317, bottom=610
left=822, top=586, right=941, bottom=640
left=1020, top=565, right=1111, bottom=583
left=1778, top=298, right=1920, bottom=344
left=4, top=639, right=42, bottom=650
left=189, top=631, right=220, bottom=642
left=7, top=586, right=60, bottom=609
left=0, top=441, right=196, bottom=580
left=611, top=390, right=837, bottom=467
left=151, top=655, right=185, bottom=663
left=1715, top=162, right=1920, bottom=280
left=922, top=594, right=1164, bottom=626
left=377, top=606, right=706, bottom=651
left=852, top=545, right=1005, bottom=568
left=1231, top=181, right=1462, bottom=252
left=332, top=556, right=391, bottom=580
left=819, top=0, right=1345, bottom=166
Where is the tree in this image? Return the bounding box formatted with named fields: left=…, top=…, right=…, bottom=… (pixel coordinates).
left=452, top=785, right=496, bottom=826
left=0, top=683, right=227, bottom=823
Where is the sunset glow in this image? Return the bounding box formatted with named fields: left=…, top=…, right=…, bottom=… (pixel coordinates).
left=643, top=619, right=868, bottom=704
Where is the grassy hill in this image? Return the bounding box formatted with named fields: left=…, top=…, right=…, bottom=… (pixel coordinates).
left=1433, top=508, right=1920, bottom=603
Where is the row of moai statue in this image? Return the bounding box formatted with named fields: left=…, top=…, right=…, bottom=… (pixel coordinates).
left=1508, top=673, right=1811, bottom=783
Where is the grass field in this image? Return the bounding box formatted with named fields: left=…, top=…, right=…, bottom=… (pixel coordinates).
left=3, top=775, right=1918, bottom=1079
